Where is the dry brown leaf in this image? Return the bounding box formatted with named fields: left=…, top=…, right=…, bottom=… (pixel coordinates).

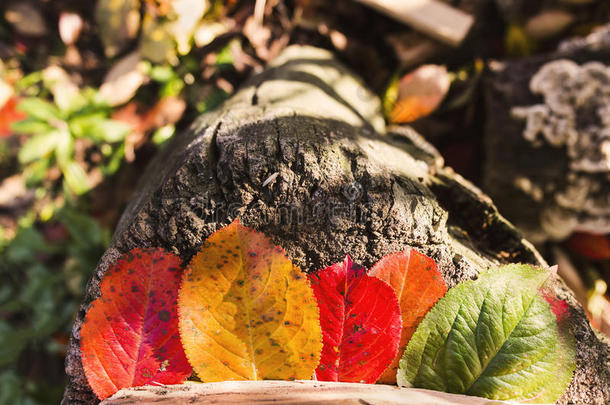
left=59, top=12, right=84, bottom=46
left=167, top=0, right=209, bottom=55
left=140, top=15, right=176, bottom=64
left=4, top=2, right=47, bottom=36
left=0, top=78, right=13, bottom=110
left=525, top=10, right=575, bottom=41
left=145, top=96, right=186, bottom=128
left=95, top=0, right=141, bottom=57
left=243, top=16, right=273, bottom=60
left=194, top=22, right=229, bottom=48
left=99, top=51, right=146, bottom=107
left=0, top=175, right=31, bottom=209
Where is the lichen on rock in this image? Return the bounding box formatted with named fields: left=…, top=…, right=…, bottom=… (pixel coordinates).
left=510, top=59, right=610, bottom=239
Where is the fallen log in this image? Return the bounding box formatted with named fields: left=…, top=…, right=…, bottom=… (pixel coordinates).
left=63, top=45, right=609, bottom=404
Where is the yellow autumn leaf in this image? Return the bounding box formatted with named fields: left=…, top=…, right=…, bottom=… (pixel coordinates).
left=178, top=220, right=322, bottom=382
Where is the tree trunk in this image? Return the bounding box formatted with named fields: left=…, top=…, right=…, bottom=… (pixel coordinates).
left=63, top=45, right=610, bottom=405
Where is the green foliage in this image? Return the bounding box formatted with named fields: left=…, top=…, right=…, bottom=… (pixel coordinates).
left=398, top=264, right=575, bottom=403
left=0, top=208, right=109, bottom=405
left=12, top=85, right=130, bottom=195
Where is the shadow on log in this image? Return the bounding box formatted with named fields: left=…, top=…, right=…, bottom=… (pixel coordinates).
left=63, top=45, right=609, bottom=404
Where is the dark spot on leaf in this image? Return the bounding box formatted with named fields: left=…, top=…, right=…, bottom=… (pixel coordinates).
left=158, top=310, right=171, bottom=322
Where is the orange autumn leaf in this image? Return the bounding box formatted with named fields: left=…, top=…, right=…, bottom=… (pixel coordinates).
left=390, top=65, right=450, bottom=123
left=369, top=250, right=446, bottom=383
left=178, top=219, right=322, bottom=382
left=0, top=97, right=26, bottom=137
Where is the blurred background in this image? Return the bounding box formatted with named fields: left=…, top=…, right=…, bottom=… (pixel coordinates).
left=0, top=0, right=609, bottom=403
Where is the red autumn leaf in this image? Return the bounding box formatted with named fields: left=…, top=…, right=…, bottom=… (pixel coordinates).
left=308, top=255, right=401, bottom=383
left=567, top=232, right=610, bottom=261
left=80, top=248, right=192, bottom=400
left=0, top=97, right=26, bottom=137
left=541, top=265, right=570, bottom=323
left=542, top=291, right=570, bottom=322
left=369, top=250, right=446, bottom=383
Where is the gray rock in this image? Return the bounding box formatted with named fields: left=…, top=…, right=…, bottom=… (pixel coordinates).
left=63, top=45, right=609, bottom=404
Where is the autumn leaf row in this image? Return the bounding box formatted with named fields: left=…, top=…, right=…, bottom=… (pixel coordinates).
left=81, top=219, right=575, bottom=403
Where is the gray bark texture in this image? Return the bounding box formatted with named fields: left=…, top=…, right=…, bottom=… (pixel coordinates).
left=63, top=45, right=610, bottom=404
left=484, top=26, right=610, bottom=243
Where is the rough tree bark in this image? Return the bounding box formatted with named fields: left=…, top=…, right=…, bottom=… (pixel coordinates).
left=484, top=25, right=610, bottom=243
left=63, top=45, right=610, bottom=404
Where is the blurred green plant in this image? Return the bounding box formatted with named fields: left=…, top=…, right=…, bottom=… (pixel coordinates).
left=12, top=80, right=131, bottom=196
left=0, top=1, right=244, bottom=403
left=0, top=207, right=109, bottom=405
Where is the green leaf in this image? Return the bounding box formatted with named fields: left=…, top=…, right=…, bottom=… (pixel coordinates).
left=5, top=227, right=46, bottom=264
left=101, top=144, right=125, bottom=175
left=0, top=322, right=31, bottom=366
left=11, top=119, right=52, bottom=135
left=152, top=124, right=175, bottom=145
left=18, top=131, right=58, bottom=163
left=150, top=65, right=176, bottom=82
left=68, top=112, right=107, bottom=138
left=16, top=98, right=61, bottom=122
left=93, top=119, right=131, bottom=143
left=53, top=130, right=73, bottom=167
left=0, top=370, right=24, bottom=403
left=398, top=264, right=575, bottom=403
left=60, top=161, right=90, bottom=195
left=15, top=71, right=43, bottom=92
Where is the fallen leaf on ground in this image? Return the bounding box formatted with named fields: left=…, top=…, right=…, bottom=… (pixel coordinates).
left=167, top=0, right=209, bottom=55
left=391, top=65, right=450, bottom=123
left=525, top=10, right=575, bottom=41
left=141, top=15, right=177, bottom=64
left=95, top=0, right=141, bottom=57
left=59, top=12, right=84, bottom=45
left=99, top=51, right=147, bottom=107
left=4, top=2, right=47, bottom=36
